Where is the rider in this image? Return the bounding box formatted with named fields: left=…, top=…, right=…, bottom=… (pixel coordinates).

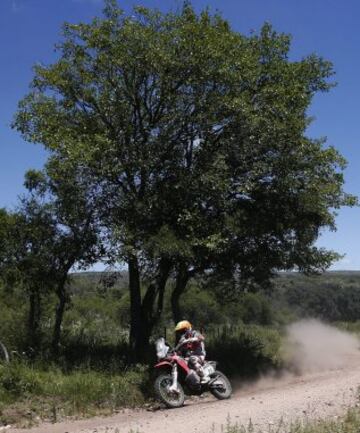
left=174, top=320, right=209, bottom=383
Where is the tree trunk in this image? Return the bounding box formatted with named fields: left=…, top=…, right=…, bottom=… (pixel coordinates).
left=171, top=264, right=190, bottom=324
left=128, top=255, right=142, bottom=362
left=28, top=289, right=41, bottom=351
left=128, top=256, right=172, bottom=362
left=52, top=278, right=69, bottom=354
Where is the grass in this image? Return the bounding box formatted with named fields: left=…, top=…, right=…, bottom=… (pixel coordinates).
left=204, top=408, right=360, bottom=433
left=0, top=361, right=148, bottom=427
left=0, top=324, right=286, bottom=424
left=335, top=321, right=360, bottom=335
left=0, top=324, right=285, bottom=427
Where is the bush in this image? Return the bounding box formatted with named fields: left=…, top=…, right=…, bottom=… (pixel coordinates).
left=239, top=293, right=273, bottom=325
left=0, top=361, right=147, bottom=426
left=206, top=324, right=283, bottom=377
left=180, top=285, right=226, bottom=325
left=62, top=294, right=126, bottom=347
left=49, top=367, right=146, bottom=412
left=0, top=285, right=28, bottom=351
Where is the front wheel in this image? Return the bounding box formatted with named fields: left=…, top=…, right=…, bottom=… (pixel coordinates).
left=209, top=371, right=232, bottom=400
left=154, top=374, right=185, bottom=408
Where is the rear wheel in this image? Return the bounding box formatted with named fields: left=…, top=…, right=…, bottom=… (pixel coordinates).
left=154, top=374, right=185, bottom=408
left=209, top=371, right=232, bottom=400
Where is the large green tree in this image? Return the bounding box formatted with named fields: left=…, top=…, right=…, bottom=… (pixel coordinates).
left=13, top=1, right=356, bottom=360
left=0, top=206, right=54, bottom=349
left=0, top=165, right=102, bottom=352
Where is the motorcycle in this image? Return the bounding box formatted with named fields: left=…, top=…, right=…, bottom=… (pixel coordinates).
left=153, top=337, right=232, bottom=408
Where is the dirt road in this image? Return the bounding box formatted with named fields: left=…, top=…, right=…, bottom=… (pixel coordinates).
left=8, top=354, right=360, bottom=433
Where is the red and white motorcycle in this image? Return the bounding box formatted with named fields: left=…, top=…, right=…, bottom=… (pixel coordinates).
left=153, top=337, right=232, bottom=408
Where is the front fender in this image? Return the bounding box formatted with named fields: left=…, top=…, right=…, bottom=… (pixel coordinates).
left=154, top=360, right=172, bottom=370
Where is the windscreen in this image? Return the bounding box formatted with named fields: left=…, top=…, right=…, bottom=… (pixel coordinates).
left=155, top=337, right=169, bottom=359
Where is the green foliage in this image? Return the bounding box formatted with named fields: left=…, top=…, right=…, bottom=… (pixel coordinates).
left=179, top=284, right=225, bottom=325
left=12, top=0, right=356, bottom=356
left=0, top=284, right=27, bottom=351
left=0, top=163, right=103, bottom=352
left=178, top=286, right=274, bottom=326
left=0, top=363, right=43, bottom=397
left=2, top=270, right=360, bottom=425
left=273, top=272, right=360, bottom=322
left=206, top=324, right=283, bottom=376
left=238, top=293, right=273, bottom=325
left=63, top=294, right=126, bottom=346
left=0, top=361, right=146, bottom=426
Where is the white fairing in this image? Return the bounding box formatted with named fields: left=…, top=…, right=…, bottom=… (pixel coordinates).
left=203, top=363, right=215, bottom=376
left=155, top=337, right=169, bottom=360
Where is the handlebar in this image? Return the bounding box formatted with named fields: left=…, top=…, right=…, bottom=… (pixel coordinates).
left=174, top=337, right=197, bottom=352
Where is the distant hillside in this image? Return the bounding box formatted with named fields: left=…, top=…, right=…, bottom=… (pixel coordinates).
left=68, top=270, right=360, bottom=324
left=69, top=271, right=128, bottom=295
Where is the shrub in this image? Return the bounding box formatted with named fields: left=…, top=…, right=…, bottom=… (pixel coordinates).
left=239, top=292, right=273, bottom=325
left=180, top=286, right=226, bottom=325
left=0, top=363, right=43, bottom=397
left=0, top=361, right=147, bottom=426
left=206, top=324, right=283, bottom=377
left=0, top=285, right=28, bottom=351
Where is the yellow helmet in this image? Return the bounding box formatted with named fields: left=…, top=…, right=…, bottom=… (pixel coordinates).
left=175, top=320, right=192, bottom=332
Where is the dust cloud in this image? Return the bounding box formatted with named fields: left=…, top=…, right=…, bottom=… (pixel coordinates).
left=285, top=319, right=360, bottom=374
left=237, top=319, right=359, bottom=394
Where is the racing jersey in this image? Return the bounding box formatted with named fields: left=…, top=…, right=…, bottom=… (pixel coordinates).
left=178, top=329, right=206, bottom=358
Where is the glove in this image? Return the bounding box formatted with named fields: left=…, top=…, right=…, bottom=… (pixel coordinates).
left=179, top=337, right=197, bottom=347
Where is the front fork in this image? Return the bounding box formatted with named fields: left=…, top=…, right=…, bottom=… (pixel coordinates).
left=168, top=363, right=179, bottom=393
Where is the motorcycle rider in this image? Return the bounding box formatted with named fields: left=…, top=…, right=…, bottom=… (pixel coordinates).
left=174, top=320, right=210, bottom=383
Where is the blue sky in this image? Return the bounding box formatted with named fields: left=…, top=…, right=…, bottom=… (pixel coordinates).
left=1, top=0, right=359, bottom=269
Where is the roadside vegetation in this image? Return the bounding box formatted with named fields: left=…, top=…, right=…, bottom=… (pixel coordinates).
left=1, top=272, right=360, bottom=426
left=0, top=362, right=146, bottom=428
left=220, top=407, right=360, bottom=433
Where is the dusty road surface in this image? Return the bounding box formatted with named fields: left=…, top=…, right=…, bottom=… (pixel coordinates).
left=8, top=353, right=360, bottom=433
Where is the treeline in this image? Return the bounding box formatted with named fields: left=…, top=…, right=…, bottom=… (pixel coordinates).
left=1, top=271, right=360, bottom=367
left=272, top=272, right=360, bottom=323
left=68, top=271, right=360, bottom=326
